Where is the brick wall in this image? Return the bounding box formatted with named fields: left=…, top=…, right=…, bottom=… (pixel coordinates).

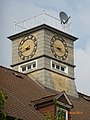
left=38, top=104, right=55, bottom=120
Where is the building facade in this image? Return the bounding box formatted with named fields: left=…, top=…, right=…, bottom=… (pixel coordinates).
left=0, top=13, right=90, bottom=120
left=8, top=24, right=78, bottom=98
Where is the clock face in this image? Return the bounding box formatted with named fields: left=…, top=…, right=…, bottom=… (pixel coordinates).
left=18, top=35, right=37, bottom=60
left=51, top=35, right=68, bottom=60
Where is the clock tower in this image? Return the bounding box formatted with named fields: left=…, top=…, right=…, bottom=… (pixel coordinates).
left=8, top=15, right=78, bottom=98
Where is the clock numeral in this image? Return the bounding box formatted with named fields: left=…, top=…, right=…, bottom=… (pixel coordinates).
left=29, top=35, right=32, bottom=39
left=58, top=56, right=61, bottom=60
left=26, top=56, right=29, bottom=59
left=60, top=57, right=63, bottom=61
left=20, top=40, right=24, bottom=45
left=24, top=36, right=28, bottom=40
left=20, top=55, right=25, bottom=60
left=51, top=38, right=55, bottom=42
left=18, top=46, right=22, bottom=50
left=63, top=51, right=67, bottom=56
left=50, top=44, right=53, bottom=47
left=18, top=51, right=22, bottom=56
left=65, top=47, right=68, bottom=50
left=32, top=36, right=36, bottom=41
left=63, top=56, right=66, bottom=60
left=29, top=55, right=32, bottom=58
left=55, top=36, right=59, bottom=40
left=34, top=42, right=37, bottom=46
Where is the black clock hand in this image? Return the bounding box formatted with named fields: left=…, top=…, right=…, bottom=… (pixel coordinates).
left=25, top=45, right=30, bottom=51
left=22, top=45, right=30, bottom=53
left=56, top=47, right=61, bottom=51
left=55, top=46, right=64, bottom=55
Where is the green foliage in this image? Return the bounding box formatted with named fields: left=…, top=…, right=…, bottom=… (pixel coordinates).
left=15, top=117, right=19, bottom=120
left=0, top=90, right=6, bottom=110
left=45, top=110, right=65, bottom=120
left=0, top=90, right=7, bottom=120
left=0, top=112, right=6, bottom=120
left=54, top=112, right=65, bottom=120
left=45, top=112, right=52, bottom=120
left=54, top=113, right=60, bottom=120
left=0, top=90, right=19, bottom=120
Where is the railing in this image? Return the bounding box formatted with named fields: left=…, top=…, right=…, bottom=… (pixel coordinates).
left=14, top=11, right=71, bottom=34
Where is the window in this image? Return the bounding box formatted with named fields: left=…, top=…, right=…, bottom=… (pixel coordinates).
left=56, top=65, right=60, bottom=70
left=28, top=64, right=31, bottom=70
left=52, top=63, right=55, bottom=68
left=33, top=63, right=36, bottom=68
left=51, top=60, right=68, bottom=74
left=56, top=106, right=68, bottom=120
left=22, top=66, right=26, bottom=72
left=61, top=66, right=65, bottom=72
left=19, top=60, right=37, bottom=73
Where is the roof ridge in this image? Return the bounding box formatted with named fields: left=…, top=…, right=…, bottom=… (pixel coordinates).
left=31, top=93, right=58, bottom=106
left=78, top=92, right=90, bottom=97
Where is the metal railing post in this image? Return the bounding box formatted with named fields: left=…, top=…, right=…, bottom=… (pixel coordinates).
left=14, top=21, right=17, bottom=33
left=43, top=10, right=45, bottom=24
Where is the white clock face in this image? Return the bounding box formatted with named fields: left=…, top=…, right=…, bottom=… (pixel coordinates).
left=51, top=35, right=68, bottom=60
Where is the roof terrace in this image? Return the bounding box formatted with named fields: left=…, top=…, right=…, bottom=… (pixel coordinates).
left=14, top=11, right=71, bottom=34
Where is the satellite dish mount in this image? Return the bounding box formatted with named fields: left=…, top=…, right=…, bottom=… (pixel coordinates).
left=59, top=11, right=71, bottom=24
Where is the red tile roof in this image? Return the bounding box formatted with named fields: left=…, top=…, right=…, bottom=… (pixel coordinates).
left=69, top=93, right=90, bottom=120
left=0, top=66, right=90, bottom=120
left=32, top=91, right=73, bottom=109
left=0, top=66, right=54, bottom=120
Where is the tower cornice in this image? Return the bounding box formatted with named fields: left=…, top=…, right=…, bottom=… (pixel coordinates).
left=8, top=24, right=78, bottom=41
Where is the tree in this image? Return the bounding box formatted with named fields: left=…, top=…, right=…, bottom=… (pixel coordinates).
left=0, top=90, right=7, bottom=120
left=45, top=112, right=52, bottom=120
left=45, top=110, right=65, bottom=120
left=0, top=90, right=19, bottom=120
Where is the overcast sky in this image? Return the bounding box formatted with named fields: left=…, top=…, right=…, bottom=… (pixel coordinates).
left=0, top=0, right=90, bottom=96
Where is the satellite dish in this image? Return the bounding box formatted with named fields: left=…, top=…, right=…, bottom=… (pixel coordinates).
left=59, top=11, right=71, bottom=24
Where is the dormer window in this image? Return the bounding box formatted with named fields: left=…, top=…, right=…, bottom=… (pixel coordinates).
left=32, top=92, right=72, bottom=120
left=56, top=106, right=68, bottom=120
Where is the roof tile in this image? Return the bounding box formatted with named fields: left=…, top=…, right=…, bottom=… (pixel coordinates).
left=0, top=66, right=90, bottom=120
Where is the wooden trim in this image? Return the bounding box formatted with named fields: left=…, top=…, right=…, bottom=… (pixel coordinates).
left=35, top=100, right=53, bottom=109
